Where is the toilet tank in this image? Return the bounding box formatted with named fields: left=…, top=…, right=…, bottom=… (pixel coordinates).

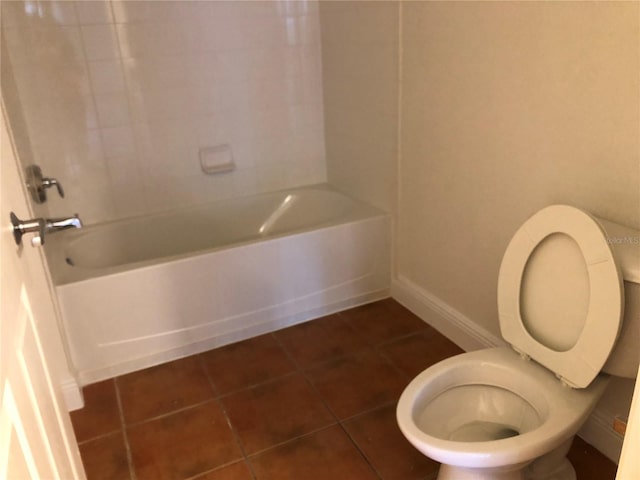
left=597, top=217, right=640, bottom=379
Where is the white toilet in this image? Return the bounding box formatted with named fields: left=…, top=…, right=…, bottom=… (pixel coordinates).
left=396, top=205, right=640, bottom=480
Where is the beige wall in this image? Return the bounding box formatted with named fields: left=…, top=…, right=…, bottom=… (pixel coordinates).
left=320, top=1, right=398, bottom=212
left=398, top=1, right=640, bottom=337
left=396, top=3, right=639, bottom=459
left=319, top=1, right=639, bottom=460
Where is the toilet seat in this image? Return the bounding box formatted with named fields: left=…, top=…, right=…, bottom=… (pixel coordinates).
left=498, top=205, right=624, bottom=388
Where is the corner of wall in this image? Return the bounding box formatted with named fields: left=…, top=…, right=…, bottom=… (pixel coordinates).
left=60, top=375, right=84, bottom=412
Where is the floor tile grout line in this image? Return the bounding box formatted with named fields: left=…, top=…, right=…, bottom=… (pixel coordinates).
left=271, top=314, right=383, bottom=371
left=183, top=458, right=250, bottom=480
left=274, top=311, right=424, bottom=479
left=271, top=309, right=428, bottom=374
left=215, top=369, right=301, bottom=400
left=196, top=351, right=222, bottom=398
left=244, top=423, right=339, bottom=460
left=338, top=399, right=400, bottom=425
left=113, top=378, right=137, bottom=480
left=335, top=310, right=388, bottom=350
left=122, top=397, right=219, bottom=428
left=75, top=428, right=124, bottom=446
left=337, top=402, right=445, bottom=479
left=269, top=331, right=306, bottom=376
left=373, top=328, right=432, bottom=350
left=197, top=355, right=258, bottom=480
left=337, top=422, right=384, bottom=480
left=270, top=328, right=369, bottom=473
left=298, top=346, right=373, bottom=373
left=273, top=319, right=412, bottom=431
left=197, top=331, right=383, bottom=472
left=231, top=416, right=382, bottom=477
left=269, top=327, right=335, bottom=372
left=338, top=307, right=436, bottom=355
left=232, top=330, right=404, bottom=467
left=270, top=331, right=346, bottom=426
left=371, top=341, right=417, bottom=383
left=376, top=346, right=416, bottom=382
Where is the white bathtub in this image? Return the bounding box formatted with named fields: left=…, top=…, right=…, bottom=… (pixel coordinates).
left=47, top=185, right=391, bottom=384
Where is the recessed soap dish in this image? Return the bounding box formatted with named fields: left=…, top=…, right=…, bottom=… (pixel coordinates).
left=199, top=144, right=235, bottom=174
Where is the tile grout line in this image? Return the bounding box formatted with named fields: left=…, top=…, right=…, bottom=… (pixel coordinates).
left=182, top=458, right=251, bottom=480
left=338, top=400, right=399, bottom=425
left=337, top=307, right=433, bottom=354
left=273, top=330, right=383, bottom=479
left=373, top=328, right=431, bottom=350
left=269, top=330, right=360, bottom=467
left=113, top=377, right=137, bottom=480
left=75, top=427, right=124, bottom=446
left=215, top=369, right=300, bottom=400
left=211, top=303, right=428, bottom=475
left=270, top=330, right=343, bottom=423
left=271, top=326, right=382, bottom=480
left=196, top=354, right=258, bottom=480
left=203, top=332, right=356, bottom=472
left=337, top=422, right=384, bottom=480
left=272, top=319, right=409, bottom=426
left=334, top=310, right=379, bottom=349
left=244, top=424, right=338, bottom=460
left=122, top=397, right=219, bottom=428
left=376, top=345, right=415, bottom=382
left=273, top=310, right=424, bottom=479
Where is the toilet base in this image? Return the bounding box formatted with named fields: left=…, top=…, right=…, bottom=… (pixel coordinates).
left=436, top=463, right=528, bottom=480
left=525, top=438, right=576, bottom=480
left=436, top=460, right=575, bottom=480
left=527, top=459, right=576, bottom=480
left=434, top=438, right=577, bottom=480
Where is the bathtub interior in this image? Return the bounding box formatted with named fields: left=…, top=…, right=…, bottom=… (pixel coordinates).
left=46, top=184, right=384, bottom=284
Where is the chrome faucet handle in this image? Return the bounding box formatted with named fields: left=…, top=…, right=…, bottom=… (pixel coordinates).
left=25, top=164, right=65, bottom=204
left=42, top=176, right=64, bottom=198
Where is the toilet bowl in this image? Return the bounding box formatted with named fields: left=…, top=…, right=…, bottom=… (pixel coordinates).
left=397, top=348, right=608, bottom=480
left=397, top=205, right=640, bottom=480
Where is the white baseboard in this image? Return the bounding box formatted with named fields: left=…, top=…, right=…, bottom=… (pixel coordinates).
left=391, top=275, right=505, bottom=351
left=60, top=376, right=83, bottom=412
left=391, top=275, right=622, bottom=463
left=577, top=405, right=624, bottom=462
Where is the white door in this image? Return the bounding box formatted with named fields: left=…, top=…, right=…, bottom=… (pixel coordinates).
left=0, top=103, right=85, bottom=478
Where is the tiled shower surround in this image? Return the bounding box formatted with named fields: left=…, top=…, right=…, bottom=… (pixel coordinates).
left=1, top=1, right=326, bottom=223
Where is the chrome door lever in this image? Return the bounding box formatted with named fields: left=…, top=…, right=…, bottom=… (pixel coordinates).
left=10, top=212, right=45, bottom=246
left=10, top=212, right=82, bottom=246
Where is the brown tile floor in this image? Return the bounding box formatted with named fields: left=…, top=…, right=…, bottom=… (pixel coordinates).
left=71, top=299, right=618, bottom=480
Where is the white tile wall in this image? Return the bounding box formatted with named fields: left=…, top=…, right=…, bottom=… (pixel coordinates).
left=2, top=0, right=326, bottom=224
left=75, top=1, right=113, bottom=25
left=88, top=59, right=126, bottom=94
